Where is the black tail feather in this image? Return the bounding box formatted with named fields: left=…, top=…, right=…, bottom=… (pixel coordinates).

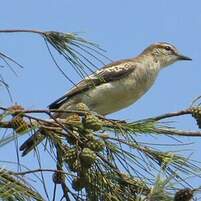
left=20, top=129, right=45, bottom=156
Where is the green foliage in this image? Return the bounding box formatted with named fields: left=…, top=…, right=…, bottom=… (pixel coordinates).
left=0, top=169, right=44, bottom=201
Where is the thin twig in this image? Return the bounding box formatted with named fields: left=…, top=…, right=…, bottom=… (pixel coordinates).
left=12, top=168, right=74, bottom=176
left=155, top=128, right=201, bottom=137
left=0, top=29, right=44, bottom=35
left=147, top=108, right=192, bottom=121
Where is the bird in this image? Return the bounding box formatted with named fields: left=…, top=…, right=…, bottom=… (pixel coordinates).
left=20, top=42, right=192, bottom=156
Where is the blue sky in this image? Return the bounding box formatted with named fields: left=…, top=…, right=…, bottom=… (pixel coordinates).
left=1, top=0, right=201, bottom=199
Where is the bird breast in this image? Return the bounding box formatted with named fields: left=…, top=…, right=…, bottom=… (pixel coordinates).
left=78, top=63, right=160, bottom=115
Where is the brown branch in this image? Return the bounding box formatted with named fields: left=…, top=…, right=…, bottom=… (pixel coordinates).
left=0, top=29, right=44, bottom=35
left=0, top=106, right=195, bottom=124
left=12, top=168, right=74, bottom=177
left=1, top=106, right=201, bottom=138
left=146, top=108, right=192, bottom=121
left=0, top=106, right=103, bottom=117
left=155, top=128, right=201, bottom=137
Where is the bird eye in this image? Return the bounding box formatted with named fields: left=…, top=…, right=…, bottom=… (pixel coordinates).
left=164, top=46, right=171, bottom=51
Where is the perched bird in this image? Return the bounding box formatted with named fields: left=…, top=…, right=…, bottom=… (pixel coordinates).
left=20, top=42, right=191, bottom=156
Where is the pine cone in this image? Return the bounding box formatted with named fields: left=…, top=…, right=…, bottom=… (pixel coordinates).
left=68, top=160, right=82, bottom=172
left=86, top=139, right=105, bottom=152
left=10, top=116, right=28, bottom=133
left=72, top=177, right=86, bottom=191
left=64, top=114, right=81, bottom=126
left=52, top=172, right=65, bottom=184
left=64, top=148, right=77, bottom=164
left=83, top=114, right=103, bottom=131
left=191, top=107, right=201, bottom=129
left=174, top=188, right=193, bottom=201
left=80, top=148, right=96, bottom=168
left=75, top=102, right=89, bottom=111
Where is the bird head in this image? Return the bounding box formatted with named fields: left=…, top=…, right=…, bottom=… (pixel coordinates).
left=142, top=42, right=192, bottom=68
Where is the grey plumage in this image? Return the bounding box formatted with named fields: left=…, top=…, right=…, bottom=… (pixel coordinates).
left=48, top=59, right=136, bottom=111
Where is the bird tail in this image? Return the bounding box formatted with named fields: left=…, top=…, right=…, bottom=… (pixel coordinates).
left=19, top=129, right=46, bottom=156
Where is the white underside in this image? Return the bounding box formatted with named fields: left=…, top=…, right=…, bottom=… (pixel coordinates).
left=60, top=64, right=160, bottom=116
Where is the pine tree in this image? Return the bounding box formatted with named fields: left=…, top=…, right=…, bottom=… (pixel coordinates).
left=0, top=29, right=200, bottom=201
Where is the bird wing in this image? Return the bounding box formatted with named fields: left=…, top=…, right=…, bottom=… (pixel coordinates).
left=48, top=59, right=136, bottom=109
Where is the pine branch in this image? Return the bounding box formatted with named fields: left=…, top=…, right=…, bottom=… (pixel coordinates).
left=0, top=29, right=110, bottom=83
left=0, top=104, right=201, bottom=200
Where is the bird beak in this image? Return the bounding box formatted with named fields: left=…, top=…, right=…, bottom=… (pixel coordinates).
left=177, top=54, right=192, bottom=61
